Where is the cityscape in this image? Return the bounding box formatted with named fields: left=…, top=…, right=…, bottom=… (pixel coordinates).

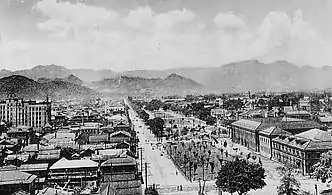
left=2, top=0, right=332, bottom=195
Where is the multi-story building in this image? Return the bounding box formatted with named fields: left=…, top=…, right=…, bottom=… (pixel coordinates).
left=48, top=158, right=100, bottom=185
left=0, top=98, right=51, bottom=129
left=101, top=156, right=142, bottom=195
left=272, top=129, right=332, bottom=174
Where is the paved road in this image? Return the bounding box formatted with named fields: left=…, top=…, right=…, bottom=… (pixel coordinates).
left=127, top=103, right=189, bottom=188
left=126, top=100, right=329, bottom=195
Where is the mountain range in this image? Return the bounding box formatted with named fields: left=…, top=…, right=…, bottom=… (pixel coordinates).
left=0, top=75, right=97, bottom=99
left=88, top=74, right=203, bottom=96
left=2, top=60, right=332, bottom=95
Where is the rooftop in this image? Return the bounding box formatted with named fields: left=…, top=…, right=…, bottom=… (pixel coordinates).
left=50, top=158, right=98, bottom=170
left=101, top=156, right=136, bottom=167
left=231, top=119, right=261, bottom=131
left=297, top=129, right=332, bottom=142
left=0, top=171, right=37, bottom=185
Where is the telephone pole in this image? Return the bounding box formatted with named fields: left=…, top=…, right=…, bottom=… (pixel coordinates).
left=202, top=160, right=205, bottom=181
left=145, top=162, right=148, bottom=189
left=138, top=148, right=143, bottom=169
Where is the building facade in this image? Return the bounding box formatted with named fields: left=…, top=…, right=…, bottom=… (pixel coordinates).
left=0, top=98, right=51, bottom=129
left=272, top=129, right=332, bottom=175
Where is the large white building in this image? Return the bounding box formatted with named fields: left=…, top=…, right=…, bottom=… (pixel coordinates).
left=0, top=98, right=51, bottom=128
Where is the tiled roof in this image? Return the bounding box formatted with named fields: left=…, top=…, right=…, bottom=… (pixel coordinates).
left=0, top=171, right=37, bottom=185
left=109, top=131, right=132, bottom=138
left=260, top=126, right=291, bottom=136
left=231, top=119, right=261, bottom=131
left=297, top=129, right=332, bottom=142
left=101, top=156, right=136, bottom=167
left=277, top=121, right=322, bottom=132
left=50, top=158, right=98, bottom=170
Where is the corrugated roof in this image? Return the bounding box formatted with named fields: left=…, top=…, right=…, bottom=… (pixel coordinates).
left=0, top=171, right=37, bottom=185
left=50, top=158, right=98, bottom=170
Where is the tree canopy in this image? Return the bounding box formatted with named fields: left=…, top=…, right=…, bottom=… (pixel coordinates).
left=276, top=166, right=301, bottom=195
left=312, top=150, right=332, bottom=183
left=215, top=158, right=266, bottom=195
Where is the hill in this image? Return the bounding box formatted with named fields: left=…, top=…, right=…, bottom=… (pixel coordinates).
left=122, top=60, right=332, bottom=92
left=0, top=75, right=97, bottom=99
left=89, top=74, right=203, bottom=95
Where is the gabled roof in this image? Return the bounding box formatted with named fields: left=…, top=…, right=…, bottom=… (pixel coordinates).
left=101, top=156, right=136, bottom=167
left=297, top=129, right=332, bottom=142
left=278, top=121, right=322, bottom=132
left=0, top=171, right=37, bottom=185
left=50, top=158, right=98, bottom=170
left=109, top=131, right=132, bottom=138
left=231, top=119, right=261, bottom=131
left=260, top=126, right=291, bottom=136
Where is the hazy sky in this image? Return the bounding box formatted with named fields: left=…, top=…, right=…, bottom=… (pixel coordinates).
left=0, top=0, right=332, bottom=71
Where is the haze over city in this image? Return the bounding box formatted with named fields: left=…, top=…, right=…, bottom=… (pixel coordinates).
left=1, top=0, right=332, bottom=71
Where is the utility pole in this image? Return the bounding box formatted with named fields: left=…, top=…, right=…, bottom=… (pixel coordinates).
left=189, top=162, right=192, bottom=182
left=145, top=162, right=148, bottom=189
left=138, top=147, right=143, bottom=173
left=202, top=160, right=205, bottom=181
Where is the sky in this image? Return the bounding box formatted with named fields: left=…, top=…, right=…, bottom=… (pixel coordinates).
left=0, top=0, right=332, bottom=71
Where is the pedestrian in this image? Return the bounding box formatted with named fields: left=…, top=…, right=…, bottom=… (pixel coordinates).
left=176, top=170, right=178, bottom=175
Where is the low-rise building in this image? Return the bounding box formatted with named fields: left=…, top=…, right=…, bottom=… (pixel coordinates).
left=0, top=171, right=37, bottom=195
left=101, top=156, right=142, bottom=195
left=48, top=158, right=100, bottom=185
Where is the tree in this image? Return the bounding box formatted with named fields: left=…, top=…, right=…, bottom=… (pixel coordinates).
left=162, top=104, right=170, bottom=111
left=276, top=166, right=300, bottom=195
left=148, top=117, right=165, bottom=137
left=215, top=158, right=266, bottom=195
left=60, top=147, right=79, bottom=159
left=312, top=150, right=332, bottom=183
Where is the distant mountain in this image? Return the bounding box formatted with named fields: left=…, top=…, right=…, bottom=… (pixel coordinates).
left=70, top=69, right=117, bottom=82
left=121, top=60, right=332, bottom=93
left=0, top=65, right=116, bottom=82
left=6, top=60, right=332, bottom=93
left=0, top=75, right=97, bottom=99
left=89, top=74, right=203, bottom=95
left=38, top=74, right=83, bottom=85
